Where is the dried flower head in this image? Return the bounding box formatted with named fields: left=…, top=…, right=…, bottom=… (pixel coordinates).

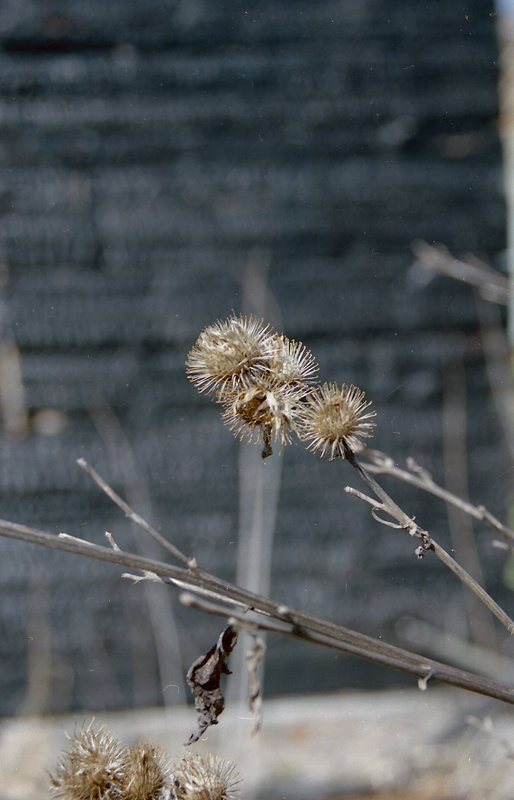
left=297, top=382, right=376, bottom=460
left=123, top=744, right=171, bottom=800
left=186, top=315, right=275, bottom=397
left=268, top=335, right=318, bottom=385
left=50, top=724, right=128, bottom=800
left=220, top=377, right=306, bottom=454
left=171, top=754, right=241, bottom=800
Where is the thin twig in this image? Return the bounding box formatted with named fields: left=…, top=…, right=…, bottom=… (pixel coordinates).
left=0, top=515, right=514, bottom=705
left=396, top=616, right=514, bottom=680
left=411, top=240, right=509, bottom=305
left=430, top=542, right=514, bottom=634
left=493, top=540, right=514, bottom=553
left=87, top=398, right=188, bottom=705
left=441, top=352, right=496, bottom=649
left=180, top=593, right=514, bottom=704
left=77, top=458, right=197, bottom=568
left=343, top=446, right=514, bottom=636
left=474, top=297, right=514, bottom=462
left=360, top=449, right=514, bottom=545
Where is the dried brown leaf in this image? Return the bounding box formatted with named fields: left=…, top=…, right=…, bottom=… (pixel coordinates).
left=185, top=626, right=238, bottom=745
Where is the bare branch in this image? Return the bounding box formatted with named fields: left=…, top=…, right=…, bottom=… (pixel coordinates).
left=77, top=458, right=197, bottom=568
left=411, top=240, right=509, bottom=305
left=475, top=298, right=514, bottom=462
left=360, top=449, right=514, bottom=545
left=343, top=446, right=514, bottom=636
left=0, top=515, right=513, bottom=705
left=396, top=616, right=514, bottom=680
left=493, top=540, right=514, bottom=553
left=180, top=590, right=514, bottom=705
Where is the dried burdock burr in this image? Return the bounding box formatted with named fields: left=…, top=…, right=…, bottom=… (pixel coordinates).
left=185, top=314, right=275, bottom=398
left=50, top=725, right=241, bottom=800
left=49, top=724, right=128, bottom=800
left=123, top=744, right=171, bottom=800
left=220, top=376, right=307, bottom=453
left=171, top=753, right=241, bottom=800
left=297, top=381, right=376, bottom=460
left=186, top=315, right=319, bottom=456
left=267, top=334, right=319, bottom=385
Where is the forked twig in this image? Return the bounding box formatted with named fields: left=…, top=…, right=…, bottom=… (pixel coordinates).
left=0, top=456, right=513, bottom=707
left=77, top=458, right=197, bottom=569
left=179, top=592, right=514, bottom=703
left=343, top=445, right=514, bottom=636
left=360, top=449, right=514, bottom=545
left=411, top=240, right=509, bottom=305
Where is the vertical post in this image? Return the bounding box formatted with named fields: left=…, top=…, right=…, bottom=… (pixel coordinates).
left=497, top=6, right=514, bottom=342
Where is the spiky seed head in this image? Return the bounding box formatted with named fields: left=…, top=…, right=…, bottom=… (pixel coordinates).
left=50, top=726, right=242, bottom=800
left=220, top=377, right=306, bottom=448
left=171, top=753, right=241, bottom=800
left=185, top=315, right=275, bottom=397
left=49, top=724, right=127, bottom=800
left=297, top=382, right=376, bottom=460
left=123, top=744, right=171, bottom=800
left=268, top=335, right=319, bottom=385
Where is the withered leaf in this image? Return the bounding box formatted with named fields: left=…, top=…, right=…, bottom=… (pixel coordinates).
left=185, top=625, right=238, bottom=745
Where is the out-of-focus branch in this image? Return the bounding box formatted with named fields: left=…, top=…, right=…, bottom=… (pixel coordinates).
left=475, top=298, right=514, bottom=461
left=441, top=353, right=497, bottom=650
left=86, top=400, right=187, bottom=706
left=0, top=265, right=29, bottom=438
left=395, top=615, right=514, bottom=681
left=411, top=240, right=509, bottom=305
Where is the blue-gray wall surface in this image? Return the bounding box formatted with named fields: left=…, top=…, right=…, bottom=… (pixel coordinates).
left=0, top=0, right=510, bottom=714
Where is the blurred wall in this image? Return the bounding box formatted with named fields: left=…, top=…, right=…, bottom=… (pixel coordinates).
left=0, top=0, right=509, bottom=714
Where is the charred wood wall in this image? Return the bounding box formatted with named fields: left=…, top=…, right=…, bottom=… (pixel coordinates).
left=0, top=1, right=509, bottom=713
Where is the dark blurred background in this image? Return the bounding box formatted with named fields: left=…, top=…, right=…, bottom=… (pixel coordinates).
left=0, top=0, right=511, bottom=716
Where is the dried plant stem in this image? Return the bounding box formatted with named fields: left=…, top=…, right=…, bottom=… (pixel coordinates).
left=343, top=446, right=514, bottom=636
left=77, top=458, right=197, bottom=568
left=0, top=513, right=513, bottom=705
left=360, top=449, right=514, bottom=545
left=411, top=240, right=510, bottom=305
left=430, top=543, right=514, bottom=630
left=180, top=593, right=513, bottom=703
